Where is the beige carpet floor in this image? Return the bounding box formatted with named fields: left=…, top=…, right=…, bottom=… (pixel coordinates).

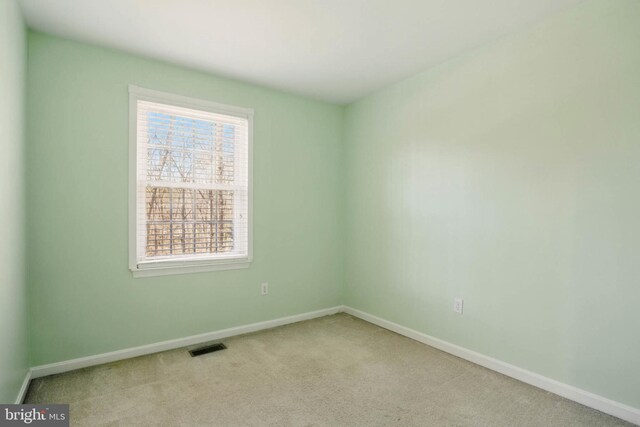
left=25, top=313, right=633, bottom=426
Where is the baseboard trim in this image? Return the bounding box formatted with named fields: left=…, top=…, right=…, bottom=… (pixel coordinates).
left=342, top=306, right=640, bottom=426
left=15, top=369, right=32, bottom=404
left=23, top=304, right=640, bottom=425
left=30, top=306, right=342, bottom=379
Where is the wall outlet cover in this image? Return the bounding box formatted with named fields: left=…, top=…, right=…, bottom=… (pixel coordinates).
left=454, top=297, right=464, bottom=314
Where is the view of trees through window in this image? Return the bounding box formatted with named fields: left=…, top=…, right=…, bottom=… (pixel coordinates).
left=144, top=110, right=236, bottom=257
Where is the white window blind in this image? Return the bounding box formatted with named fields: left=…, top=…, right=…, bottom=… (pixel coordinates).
left=129, top=86, right=252, bottom=276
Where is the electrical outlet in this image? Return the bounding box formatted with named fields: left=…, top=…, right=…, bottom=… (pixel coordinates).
left=261, top=282, right=268, bottom=295
left=453, top=297, right=463, bottom=314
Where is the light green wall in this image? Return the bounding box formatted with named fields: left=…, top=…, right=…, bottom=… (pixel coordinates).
left=0, top=0, right=28, bottom=403
left=344, top=0, right=640, bottom=409
left=26, top=32, right=345, bottom=366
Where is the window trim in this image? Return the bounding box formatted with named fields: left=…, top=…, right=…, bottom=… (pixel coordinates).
left=128, top=85, right=253, bottom=278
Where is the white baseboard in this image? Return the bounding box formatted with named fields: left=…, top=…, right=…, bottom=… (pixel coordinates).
left=342, top=306, right=640, bottom=426
left=23, top=304, right=640, bottom=425
left=15, top=369, right=32, bottom=404
left=30, top=306, right=342, bottom=379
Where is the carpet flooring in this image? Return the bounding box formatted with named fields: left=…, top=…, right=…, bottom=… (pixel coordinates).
left=25, top=313, right=633, bottom=426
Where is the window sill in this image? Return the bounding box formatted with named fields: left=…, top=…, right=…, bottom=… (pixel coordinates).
left=131, top=259, right=251, bottom=278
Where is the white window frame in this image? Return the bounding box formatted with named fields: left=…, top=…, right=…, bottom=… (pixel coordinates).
left=128, top=85, right=253, bottom=278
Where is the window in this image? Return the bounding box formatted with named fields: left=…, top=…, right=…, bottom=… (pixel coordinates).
left=129, top=86, right=252, bottom=277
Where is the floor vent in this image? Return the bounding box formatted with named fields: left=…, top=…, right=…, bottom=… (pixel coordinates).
left=189, top=343, right=227, bottom=357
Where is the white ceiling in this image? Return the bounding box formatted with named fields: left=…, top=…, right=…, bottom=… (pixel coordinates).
left=18, top=0, right=582, bottom=104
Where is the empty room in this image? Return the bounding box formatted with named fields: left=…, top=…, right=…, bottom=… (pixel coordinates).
left=1, top=0, right=639, bottom=425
